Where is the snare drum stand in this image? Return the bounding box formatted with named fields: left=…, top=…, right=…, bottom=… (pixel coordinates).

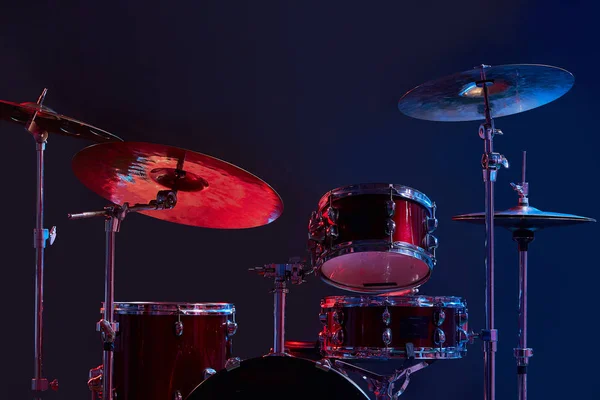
left=509, top=152, right=534, bottom=400
left=68, top=190, right=177, bottom=400
left=477, top=64, right=509, bottom=400
left=249, top=259, right=306, bottom=356
left=25, top=88, right=60, bottom=399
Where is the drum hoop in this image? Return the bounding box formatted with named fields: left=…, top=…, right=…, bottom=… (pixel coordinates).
left=316, top=240, right=435, bottom=267
left=317, top=183, right=434, bottom=211
left=321, top=346, right=466, bottom=360
left=320, top=294, right=466, bottom=308
left=101, top=301, right=235, bottom=315
left=316, top=241, right=434, bottom=293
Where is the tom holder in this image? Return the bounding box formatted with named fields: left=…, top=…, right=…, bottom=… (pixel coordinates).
left=68, top=190, right=177, bottom=400
left=249, top=258, right=308, bottom=356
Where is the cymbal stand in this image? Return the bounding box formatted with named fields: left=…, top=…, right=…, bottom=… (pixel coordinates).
left=68, top=190, right=177, bottom=400
left=510, top=151, right=534, bottom=400
left=249, top=259, right=306, bottom=355
left=25, top=88, right=59, bottom=399
left=477, top=64, right=509, bottom=400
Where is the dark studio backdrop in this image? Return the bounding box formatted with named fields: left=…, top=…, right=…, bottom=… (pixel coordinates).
left=1, top=1, right=598, bottom=399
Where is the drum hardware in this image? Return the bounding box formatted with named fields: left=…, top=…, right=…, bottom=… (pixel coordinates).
left=0, top=90, right=124, bottom=399
left=68, top=191, right=177, bottom=400
left=249, top=258, right=308, bottom=355
left=398, top=63, right=575, bottom=400
left=453, top=151, right=595, bottom=400
left=186, top=261, right=368, bottom=399
left=334, top=357, right=431, bottom=400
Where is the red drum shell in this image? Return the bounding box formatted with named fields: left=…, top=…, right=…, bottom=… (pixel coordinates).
left=309, top=183, right=437, bottom=293
left=319, top=295, right=468, bottom=360
left=106, top=302, right=235, bottom=400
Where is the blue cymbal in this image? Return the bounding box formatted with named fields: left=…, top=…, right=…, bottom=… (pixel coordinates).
left=398, top=64, right=574, bottom=122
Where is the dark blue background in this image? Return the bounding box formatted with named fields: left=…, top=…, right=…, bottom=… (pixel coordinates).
left=1, top=1, right=597, bottom=399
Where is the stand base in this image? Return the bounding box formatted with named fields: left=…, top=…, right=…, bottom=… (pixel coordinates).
left=333, top=359, right=430, bottom=399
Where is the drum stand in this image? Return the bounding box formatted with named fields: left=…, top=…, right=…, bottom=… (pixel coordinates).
left=68, top=190, right=177, bottom=400
left=477, top=65, right=509, bottom=400
left=249, top=260, right=306, bottom=356
left=333, top=358, right=431, bottom=400
left=25, top=88, right=60, bottom=399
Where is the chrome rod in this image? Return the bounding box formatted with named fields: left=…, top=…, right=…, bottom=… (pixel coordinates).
left=28, top=88, right=54, bottom=399
left=102, top=218, right=119, bottom=400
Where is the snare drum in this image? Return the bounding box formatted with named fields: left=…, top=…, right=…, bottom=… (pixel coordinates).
left=106, top=302, right=237, bottom=400
left=319, top=295, right=469, bottom=360
left=308, top=183, right=438, bottom=293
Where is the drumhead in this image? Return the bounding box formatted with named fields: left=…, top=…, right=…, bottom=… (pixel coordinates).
left=102, top=302, right=235, bottom=316
left=185, top=355, right=369, bottom=399
left=317, top=183, right=434, bottom=211
left=321, top=294, right=466, bottom=308
left=319, top=246, right=433, bottom=293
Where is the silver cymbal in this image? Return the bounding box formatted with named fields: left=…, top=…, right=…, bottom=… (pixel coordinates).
left=398, top=64, right=574, bottom=122
left=452, top=205, right=595, bottom=231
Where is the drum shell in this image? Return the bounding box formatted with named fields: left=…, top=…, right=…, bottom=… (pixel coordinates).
left=308, top=183, right=438, bottom=293
left=319, top=194, right=430, bottom=249
left=319, top=296, right=468, bottom=360
left=107, top=302, right=235, bottom=400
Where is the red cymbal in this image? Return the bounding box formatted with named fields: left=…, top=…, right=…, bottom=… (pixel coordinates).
left=72, top=142, right=284, bottom=229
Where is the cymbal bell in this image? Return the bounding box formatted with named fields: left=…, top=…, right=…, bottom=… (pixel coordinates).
left=452, top=205, right=595, bottom=231
left=0, top=99, right=122, bottom=142
left=72, top=141, right=284, bottom=229
left=398, top=64, right=574, bottom=122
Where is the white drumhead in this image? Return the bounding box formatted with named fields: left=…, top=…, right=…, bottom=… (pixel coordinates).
left=320, top=251, right=431, bottom=293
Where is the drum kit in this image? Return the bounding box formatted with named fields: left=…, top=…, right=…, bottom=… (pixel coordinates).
left=7, top=63, right=595, bottom=400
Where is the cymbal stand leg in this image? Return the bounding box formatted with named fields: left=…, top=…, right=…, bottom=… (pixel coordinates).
left=26, top=88, right=59, bottom=399
left=477, top=65, right=508, bottom=400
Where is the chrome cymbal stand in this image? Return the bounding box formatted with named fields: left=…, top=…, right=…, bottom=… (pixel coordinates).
left=509, top=151, right=534, bottom=400
left=249, top=259, right=306, bottom=355
left=477, top=64, right=509, bottom=400
left=68, top=190, right=177, bottom=400
left=25, top=88, right=59, bottom=399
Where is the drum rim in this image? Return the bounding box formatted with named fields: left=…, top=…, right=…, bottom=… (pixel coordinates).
left=316, top=241, right=434, bottom=293
left=101, top=301, right=236, bottom=315
left=320, top=294, right=466, bottom=308
left=321, top=345, right=467, bottom=360
left=317, top=183, right=434, bottom=210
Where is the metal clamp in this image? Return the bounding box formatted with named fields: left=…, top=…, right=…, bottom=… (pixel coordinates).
left=513, top=347, right=534, bottom=365
left=96, top=319, right=119, bottom=345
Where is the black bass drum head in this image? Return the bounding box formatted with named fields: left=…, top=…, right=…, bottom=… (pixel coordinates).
left=186, top=355, right=369, bottom=400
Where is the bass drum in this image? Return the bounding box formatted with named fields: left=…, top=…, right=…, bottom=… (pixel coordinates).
left=185, top=355, right=370, bottom=400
